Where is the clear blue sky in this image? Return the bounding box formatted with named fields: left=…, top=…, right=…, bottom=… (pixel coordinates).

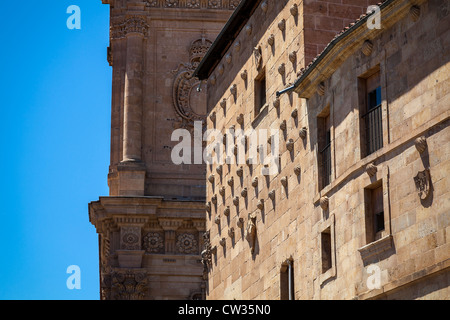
left=0, top=1, right=111, bottom=299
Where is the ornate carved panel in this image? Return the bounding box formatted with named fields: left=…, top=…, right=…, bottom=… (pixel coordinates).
left=142, top=232, right=165, bottom=253
left=120, top=226, right=141, bottom=250
left=176, top=233, right=199, bottom=254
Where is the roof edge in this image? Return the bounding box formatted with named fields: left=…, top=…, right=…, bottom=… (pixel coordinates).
left=194, top=0, right=262, bottom=80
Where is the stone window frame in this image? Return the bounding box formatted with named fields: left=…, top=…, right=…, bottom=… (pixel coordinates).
left=319, top=213, right=336, bottom=286
left=358, top=165, right=393, bottom=261
left=252, top=67, right=269, bottom=127
left=280, top=257, right=295, bottom=300
left=316, top=104, right=335, bottom=192
left=356, top=59, right=390, bottom=161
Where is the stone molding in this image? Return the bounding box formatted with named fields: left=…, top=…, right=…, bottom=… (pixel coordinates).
left=145, top=0, right=241, bottom=10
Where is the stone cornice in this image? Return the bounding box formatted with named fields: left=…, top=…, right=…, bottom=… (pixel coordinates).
left=102, top=0, right=240, bottom=10
left=89, top=196, right=206, bottom=230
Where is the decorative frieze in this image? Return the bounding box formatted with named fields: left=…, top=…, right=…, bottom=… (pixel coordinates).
left=145, top=0, right=241, bottom=10
left=111, top=16, right=149, bottom=40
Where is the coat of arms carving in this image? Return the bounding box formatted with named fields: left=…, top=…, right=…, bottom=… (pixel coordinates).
left=172, top=37, right=212, bottom=129
left=413, top=168, right=431, bottom=200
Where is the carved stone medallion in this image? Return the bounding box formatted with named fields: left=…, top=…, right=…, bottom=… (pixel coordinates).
left=142, top=232, right=164, bottom=253
left=121, top=226, right=141, bottom=250
left=414, top=169, right=431, bottom=200
left=176, top=233, right=198, bottom=254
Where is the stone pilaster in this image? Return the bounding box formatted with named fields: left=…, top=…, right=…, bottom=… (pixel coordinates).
left=117, top=15, right=148, bottom=196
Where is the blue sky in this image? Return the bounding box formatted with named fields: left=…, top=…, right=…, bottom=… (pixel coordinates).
left=0, top=1, right=111, bottom=299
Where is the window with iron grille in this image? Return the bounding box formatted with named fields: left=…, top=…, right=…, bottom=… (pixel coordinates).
left=359, top=68, right=383, bottom=158
left=363, top=86, right=383, bottom=155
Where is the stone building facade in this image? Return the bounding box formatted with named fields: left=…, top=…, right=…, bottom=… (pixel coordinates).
left=195, top=0, right=449, bottom=299
left=88, top=0, right=239, bottom=300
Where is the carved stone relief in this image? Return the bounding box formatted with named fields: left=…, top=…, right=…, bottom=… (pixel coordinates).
left=176, top=233, right=199, bottom=254
left=245, top=213, right=257, bottom=254
left=120, top=226, right=141, bottom=250
left=111, top=271, right=148, bottom=300
left=254, top=45, right=262, bottom=70
left=414, top=169, right=431, bottom=200
left=172, top=37, right=212, bottom=128
left=142, top=232, right=164, bottom=253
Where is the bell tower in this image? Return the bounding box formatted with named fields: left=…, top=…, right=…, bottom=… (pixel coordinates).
left=89, top=0, right=239, bottom=300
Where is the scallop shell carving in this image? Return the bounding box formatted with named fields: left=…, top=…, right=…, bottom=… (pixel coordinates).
left=268, top=34, right=275, bottom=46
left=362, top=40, right=373, bottom=56
left=320, top=196, right=329, bottom=210
left=299, top=127, right=308, bottom=139
left=414, top=136, right=427, bottom=154
left=410, top=5, right=420, bottom=22
left=317, top=82, right=325, bottom=96
left=366, top=162, right=378, bottom=177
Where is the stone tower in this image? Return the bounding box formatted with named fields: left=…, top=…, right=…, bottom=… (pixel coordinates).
left=88, top=0, right=239, bottom=300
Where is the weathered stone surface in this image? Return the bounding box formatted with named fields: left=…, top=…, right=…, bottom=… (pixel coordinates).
left=198, top=0, right=449, bottom=301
